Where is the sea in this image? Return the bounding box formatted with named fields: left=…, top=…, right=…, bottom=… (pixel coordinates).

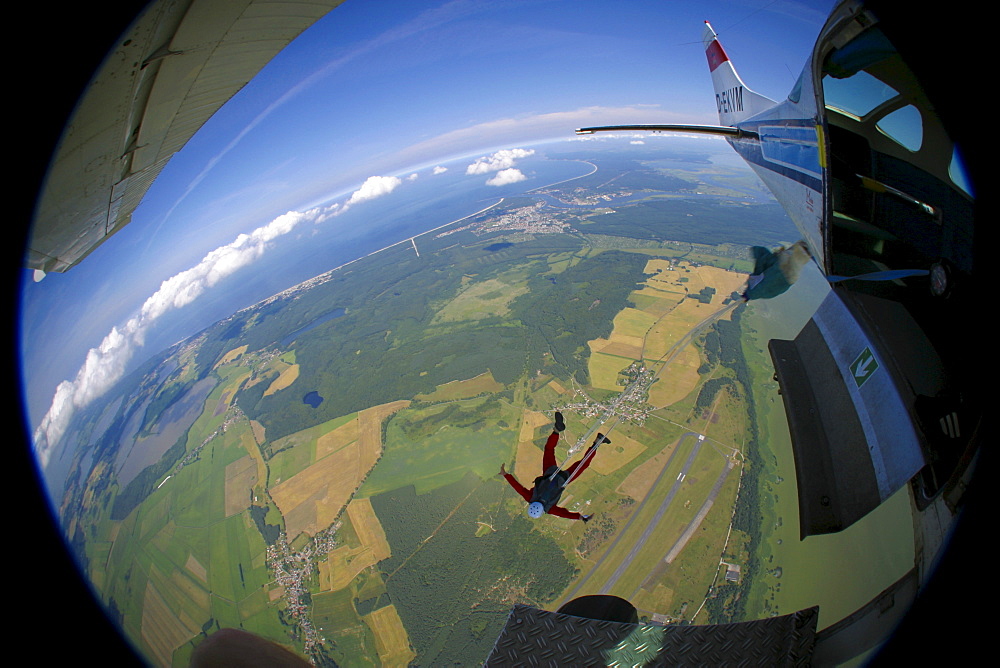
left=146, top=137, right=745, bottom=361
left=143, top=144, right=590, bottom=356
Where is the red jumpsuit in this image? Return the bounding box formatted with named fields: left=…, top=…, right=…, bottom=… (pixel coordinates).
left=502, top=431, right=597, bottom=520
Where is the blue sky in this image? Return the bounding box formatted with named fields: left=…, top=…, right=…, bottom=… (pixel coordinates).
left=21, top=0, right=834, bottom=464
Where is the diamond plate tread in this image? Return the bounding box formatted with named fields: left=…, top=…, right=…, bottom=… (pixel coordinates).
left=484, top=604, right=818, bottom=667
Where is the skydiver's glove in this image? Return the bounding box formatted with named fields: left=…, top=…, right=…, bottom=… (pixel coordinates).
left=581, top=515, right=592, bottom=523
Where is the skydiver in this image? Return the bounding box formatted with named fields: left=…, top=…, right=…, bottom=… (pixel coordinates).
left=742, top=241, right=811, bottom=301
left=499, top=411, right=608, bottom=522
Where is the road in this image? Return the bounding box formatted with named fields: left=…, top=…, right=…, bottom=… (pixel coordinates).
left=560, top=431, right=700, bottom=603
left=633, top=457, right=736, bottom=597
left=557, top=300, right=742, bottom=606
left=599, top=433, right=705, bottom=593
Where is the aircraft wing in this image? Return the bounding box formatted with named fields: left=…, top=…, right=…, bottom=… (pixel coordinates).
left=576, top=124, right=747, bottom=137
left=27, top=0, right=346, bottom=275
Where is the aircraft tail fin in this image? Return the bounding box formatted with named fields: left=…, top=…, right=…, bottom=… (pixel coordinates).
left=703, top=21, right=777, bottom=125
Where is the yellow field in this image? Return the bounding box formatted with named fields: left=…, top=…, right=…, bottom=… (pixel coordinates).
left=513, top=439, right=544, bottom=484
left=316, top=418, right=360, bottom=459
left=514, top=409, right=551, bottom=481
left=214, top=345, right=247, bottom=368
left=691, top=264, right=747, bottom=295
left=645, top=272, right=683, bottom=291
left=629, top=264, right=745, bottom=411
left=224, top=455, right=258, bottom=517
left=414, top=371, right=504, bottom=401
left=632, top=288, right=683, bottom=317
left=322, top=546, right=367, bottom=591
left=643, top=298, right=717, bottom=360
left=249, top=420, right=266, bottom=444
left=360, top=400, right=409, bottom=459
left=590, top=432, right=646, bottom=476
left=643, top=258, right=673, bottom=274
left=643, top=260, right=690, bottom=290
left=263, top=363, right=300, bottom=396
left=349, top=498, right=390, bottom=559
left=185, top=554, right=207, bottom=584
left=589, top=307, right=657, bottom=362
left=587, top=349, right=633, bottom=391
left=587, top=259, right=740, bottom=394
left=603, top=340, right=648, bottom=359
left=271, top=401, right=407, bottom=540
left=640, top=261, right=746, bottom=302
left=272, top=445, right=363, bottom=540
left=618, top=438, right=680, bottom=500
left=360, top=400, right=410, bottom=436
left=615, top=307, right=660, bottom=338
left=647, top=347, right=702, bottom=408
left=269, top=414, right=354, bottom=461
left=364, top=605, right=416, bottom=667
left=321, top=499, right=392, bottom=591
left=140, top=570, right=202, bottom=666
left=517, top=409, right=550, bottom=442
left=547, top=379, right=568, bottom=395
left=633, top=282, right=683, bottom=297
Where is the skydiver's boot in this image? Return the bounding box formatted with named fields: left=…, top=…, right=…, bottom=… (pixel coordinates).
left=554, top=411, right=566, bottom=433
left=594, top=433, right=611, bottom=446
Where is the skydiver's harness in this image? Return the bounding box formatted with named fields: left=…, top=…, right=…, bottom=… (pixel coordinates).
left=545, top=432, right=605, bottom=488
left=531, top=467, right=568, bottom=512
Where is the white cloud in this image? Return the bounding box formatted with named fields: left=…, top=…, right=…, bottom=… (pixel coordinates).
left=485, top=168, right=527, bottom=186
left=346, top=175, right=403, bottom=205
left=432, top=165, right=448, bottom=174
left=630, top=140, right=645, bottom=145
left=32, top=202, right=340, bottom=467
left=407, top=173, right=419, bottom=181
left=33, top=171, right=412, bottom=467
left=466, top=148, right=535, bottom=175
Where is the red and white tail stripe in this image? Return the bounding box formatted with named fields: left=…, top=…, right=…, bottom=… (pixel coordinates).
left=703, top=21, right=777, bottom=126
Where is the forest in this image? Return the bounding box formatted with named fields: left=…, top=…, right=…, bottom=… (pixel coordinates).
left=232, top=234, right=648, bottom=442
left=701, top=304, right=765, bottom=624
left=370, top=473, right=577, bottom=665
left=580, top=200, right=796, bottom=248
left=507, top=250, right=649, bottom=383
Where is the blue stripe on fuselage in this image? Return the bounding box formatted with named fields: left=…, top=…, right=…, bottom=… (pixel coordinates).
left=729, top=119, right=823, bottom=193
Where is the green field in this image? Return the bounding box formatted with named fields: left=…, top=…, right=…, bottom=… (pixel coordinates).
left=359, top=397, right=521, bottom=497
left=312, top=588, right=379, bottom=667
left=59, top=153, right=801, bottom=665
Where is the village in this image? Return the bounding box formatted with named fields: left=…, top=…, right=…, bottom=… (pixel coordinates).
left=265, top=523, right=340, bottom=656
left=559, top=361, right=657, bottom=428
left=436, top=201, right=571, bottom=238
